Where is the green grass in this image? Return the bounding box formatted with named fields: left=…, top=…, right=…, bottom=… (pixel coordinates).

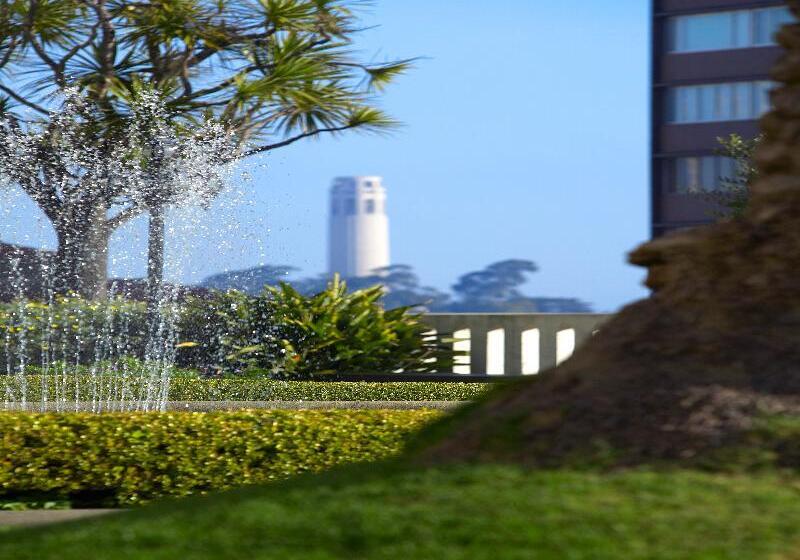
left=3, top=464, right=800, bottom=559
left=4, top=375, right=491, bottom=402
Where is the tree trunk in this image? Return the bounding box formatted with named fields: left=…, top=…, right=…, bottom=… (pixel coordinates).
left=146, top=206, right=165, bottom=317
left=419, top=3, right=800, bottom=466
left=53, top=202, right=110, bottom=300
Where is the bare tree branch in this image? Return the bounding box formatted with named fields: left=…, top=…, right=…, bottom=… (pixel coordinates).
left=106, top=203, right=144, bottom=229
left=18, top=178, right=61, bottom=222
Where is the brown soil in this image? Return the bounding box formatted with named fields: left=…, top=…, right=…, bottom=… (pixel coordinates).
left=419, top=5, right=800, bottom=467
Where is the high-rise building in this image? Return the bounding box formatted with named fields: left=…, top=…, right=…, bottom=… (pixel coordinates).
left=650, top=0, right=791, bottom=237
left=328, top=176, right=390, bottom=277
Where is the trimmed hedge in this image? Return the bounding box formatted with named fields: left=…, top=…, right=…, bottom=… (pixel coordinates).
left=3, top=375, right=490, bottom=402
left=0, top=410, right=440, bottom=505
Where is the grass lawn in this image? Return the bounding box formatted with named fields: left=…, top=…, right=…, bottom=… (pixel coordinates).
left=2, top=463, right=800, bottom=559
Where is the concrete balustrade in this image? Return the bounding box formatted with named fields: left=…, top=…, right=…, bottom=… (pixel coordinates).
left=423, top=313, right=612, bottom=376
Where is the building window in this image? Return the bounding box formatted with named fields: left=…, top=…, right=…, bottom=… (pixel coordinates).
left=670, top=156, right=736, bottom=193
left=345, top=198, right=356, bottom=215
left=330, top=200, right=339, bottom=216
left=364, top=199, right=376, bottom=214
left=668, top=7, right=792, bottom=53
left=666, top=81, right=773, bottom=123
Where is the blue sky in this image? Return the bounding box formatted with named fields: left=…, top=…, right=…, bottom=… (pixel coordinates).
left=240, top=0, right=652, bottom=311
left=2, top=0, right=652, bottom=312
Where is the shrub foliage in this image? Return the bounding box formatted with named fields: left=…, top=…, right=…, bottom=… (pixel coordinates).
left=2, top=278, right=460, bottom=376
left=0, top=410, right=440, bottom=505
left=178, top=278, right=460, bottom=375
left=3, top=374, right=489, bottom=402
left=233, top=279, right=459, bottom=375
left=0, top=295, right=148, bottom=369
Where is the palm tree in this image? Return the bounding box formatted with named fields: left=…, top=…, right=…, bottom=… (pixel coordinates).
left=0, top=0, right=412, bottom=298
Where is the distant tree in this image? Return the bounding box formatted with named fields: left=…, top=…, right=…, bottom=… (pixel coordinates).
left=200, top=263, right=450, bottom=310
left=353, top=265, right=450, bottom=310
left=199, top=259, right=594, bottom=313
left=291, top=265, right=449, bottom=310
left=443, top=259, right=592, bottom=313
left=451, top=260, right=539, bottom=307
left=201, top=265, right=298, bottom=294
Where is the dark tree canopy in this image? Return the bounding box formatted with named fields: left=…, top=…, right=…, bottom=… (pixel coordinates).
left=198, top=261, right=592, bottom=313
left=201, top=264, right=299, bottom=294
left=451, top=259, right=539, bottom=305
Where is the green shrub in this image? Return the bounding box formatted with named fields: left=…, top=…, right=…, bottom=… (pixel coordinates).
left=2, top=278, right=461, bottom=376
left=2, top=374, right=490, bottom=402
left=166, top=378, right=488, bottom=401
left=0, top=295, right=148, bottom=368
left=0, top=409, right=440, bottom=505
left=229, top=278, right=461, bottom=376
left=175, top=290, right=260, bottom=373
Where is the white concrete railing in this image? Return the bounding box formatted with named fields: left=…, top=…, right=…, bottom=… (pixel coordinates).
left=423, top=313, right=612, bottom=376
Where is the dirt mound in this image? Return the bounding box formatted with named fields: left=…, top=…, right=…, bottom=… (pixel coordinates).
left=419, top=5, right=800, bottom=468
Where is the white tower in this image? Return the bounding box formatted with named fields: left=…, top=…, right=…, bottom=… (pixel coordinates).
left=328, top=176, right=390, bottom=277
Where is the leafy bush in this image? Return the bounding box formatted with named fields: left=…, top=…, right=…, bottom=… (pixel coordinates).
left=0, top=295, right=148, bottom=369
left=1, top=278, right=460, bottom=376
left=232, top=278, right=460, bottom=376
left=0, top=410, right=440, bottom=505
left=174, top=289, right=264, bottom=373
left=3, top=374, right=490, bottom=402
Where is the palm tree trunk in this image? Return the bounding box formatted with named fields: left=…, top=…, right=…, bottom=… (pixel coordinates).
left=146, top=205, right=165, bottom=310
left=53, top=202, right=109, bottom=300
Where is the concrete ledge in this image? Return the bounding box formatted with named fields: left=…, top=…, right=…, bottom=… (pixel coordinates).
left=1, top=401, right=468, bottom=412
left=0, top=509, right=121, bottom=528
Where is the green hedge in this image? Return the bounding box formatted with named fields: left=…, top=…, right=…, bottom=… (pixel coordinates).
left=3, top=375, right=490, bottom=402
left=0, top=410, right=440, bottom=505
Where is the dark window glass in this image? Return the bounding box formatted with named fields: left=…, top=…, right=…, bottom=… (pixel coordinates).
left=734, top=82, right=752, bottom=120
left=699, top=86, right=714, bottom=122
left=672, top=157, right=737, bottom=193
left=733, top=11, right=751, bottom=47
left=755, top=81, right=773, bottom=115
left=668, top=7, right=791, bottom=53
left=716, top=84, right=732, bottom=121
left=667, top=81, right=774, bottom=123
left=365, top=199, right=376, bottom=214
left=683, top=12, right=734, bottom=51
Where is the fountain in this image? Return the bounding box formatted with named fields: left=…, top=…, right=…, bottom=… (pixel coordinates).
left=0, top=91, right=242, bottom=412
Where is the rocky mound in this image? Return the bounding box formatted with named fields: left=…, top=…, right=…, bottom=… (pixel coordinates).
left=419, top=4, right=800, bottom=468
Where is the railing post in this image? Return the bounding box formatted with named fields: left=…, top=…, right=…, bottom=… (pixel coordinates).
left=470, top=327, right=488, bottom=375
left=504, top=327, right=522, bottom=375
left=573, top=326, right=595, bottom=350
left=538, top=328, right=558, bottom=373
